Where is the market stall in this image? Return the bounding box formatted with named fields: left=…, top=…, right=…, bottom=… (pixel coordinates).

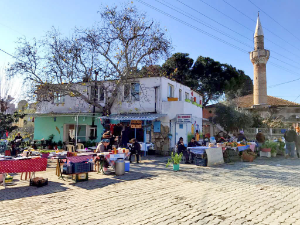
left=0, top=157, right=47, bottom=188
left=187, top=146, right=224, bottom=167
left=98, top=114, right=166, bottom=155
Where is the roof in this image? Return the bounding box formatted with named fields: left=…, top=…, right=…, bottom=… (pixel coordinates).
left=254, top=13, right=264, bottom=37
left=233, top=94, right=300, bottom=108
left=98, top=113, right=166, bottom=121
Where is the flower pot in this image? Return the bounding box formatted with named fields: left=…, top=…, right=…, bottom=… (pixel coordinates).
left=271, top=152, right=277, bottom=157
left=261, top=148, right=271, bottom=152
left=173, top=164, right=180, bottom=171
left=168, top=97, right=178, bottom=101
left=41, top=153, right=50, bottom=159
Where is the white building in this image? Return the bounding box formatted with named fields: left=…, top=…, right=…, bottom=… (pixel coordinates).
left=35, top=77, right=203, bottom=154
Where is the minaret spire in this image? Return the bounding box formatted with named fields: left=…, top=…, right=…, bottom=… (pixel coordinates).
left=254, top=11, right=264, bottom=37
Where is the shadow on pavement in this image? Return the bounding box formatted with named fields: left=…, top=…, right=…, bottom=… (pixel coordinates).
left=71, top=171, right=157, bottom=190
left=0, top=181, right=68, bottom=201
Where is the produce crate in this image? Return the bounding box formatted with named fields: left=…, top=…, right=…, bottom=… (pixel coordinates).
left=194, top=158, right=207, bottom=167
left=72, top=162, right=91, bottom=173
left=72, top=173, right=88, bottom=182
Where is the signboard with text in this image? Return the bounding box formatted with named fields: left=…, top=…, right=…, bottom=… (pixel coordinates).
left=131, top=120, right=142, bottom=129
left=176, top=114, right=192, bottom=123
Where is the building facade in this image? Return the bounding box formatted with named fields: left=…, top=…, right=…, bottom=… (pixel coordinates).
left=34, top=77, right=203, bottom=154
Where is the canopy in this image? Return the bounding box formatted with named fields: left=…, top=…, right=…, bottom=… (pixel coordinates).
left=98, top=113, right=166, bottom=121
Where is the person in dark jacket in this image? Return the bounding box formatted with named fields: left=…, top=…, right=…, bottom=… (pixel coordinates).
left=237, top=131, right=247, bottom=142
left=284, top=126, right=297, bottom=158
left=129, top=139, right=141, bottom=163
left=188, top=137, right=201, bottom=147
left=177, top=137, right=189, bottom=163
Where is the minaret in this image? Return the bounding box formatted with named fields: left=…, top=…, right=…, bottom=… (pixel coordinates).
left=250, top=13, right=270, bottom=107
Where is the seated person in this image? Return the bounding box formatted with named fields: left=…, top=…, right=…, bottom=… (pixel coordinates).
left=188, top=137, right=201, bottom=147
left=96, top=139, right=112, bottom=153
left=177, top=137, right=189, bottom=164
left=129, top=139, right=141, bottom=163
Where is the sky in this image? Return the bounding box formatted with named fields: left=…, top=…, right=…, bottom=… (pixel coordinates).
left=1, top=0, right=300, bottom=103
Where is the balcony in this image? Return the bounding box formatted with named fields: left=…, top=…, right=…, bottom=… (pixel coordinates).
left=161, top=100, right=202, bottom=119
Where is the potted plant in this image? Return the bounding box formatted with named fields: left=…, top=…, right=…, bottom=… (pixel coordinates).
left=40, top=150, right=53, bottom=158
left=47, top=134, right=55, bottom=149
left=166, top=152, right=183, bottom=171
left=277, top=138, right=285, bottom=155
left=57, top=140, right=63, bottom=149
left=269, top=141, right=279, bottom=157
left=261, top=141, right=272, bottom=152
left=167, top=97, right=178, bottom=101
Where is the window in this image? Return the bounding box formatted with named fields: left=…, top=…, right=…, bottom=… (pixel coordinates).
left=90, top=86, right=99, bottom=101
left=185, top=92, right=189, bottom=100
left=179, top=89, right=182, bottom=101
left=168, top=84, right=174, bottom=98
left=131, top=83, right=140, bottom=101
left=54, top=92, right=65, bottom=104
left=99, top=87, right=105, bottom=101
left=89, top=86, right=105, bottom=102
left=124, top=83, right=140, bottom=101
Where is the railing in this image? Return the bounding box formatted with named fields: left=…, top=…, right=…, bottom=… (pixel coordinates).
left=243, top=127, right=288, bottom=141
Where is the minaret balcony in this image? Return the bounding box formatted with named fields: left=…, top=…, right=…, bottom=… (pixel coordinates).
left=250, top=49, right=270, bottom=64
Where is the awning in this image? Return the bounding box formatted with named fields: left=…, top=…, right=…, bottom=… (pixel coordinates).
left=98, top=113, right=166, bottom=121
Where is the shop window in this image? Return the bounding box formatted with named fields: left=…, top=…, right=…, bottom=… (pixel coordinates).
left=54, top=92, right=65, bottom=104
left=179, top=124, right=183, bottom=129
left=168, top=84, right=174, bottom=98
left=179, top=89, right=182, bottom=101
left=124, top=83, right=140, bottom=101
left=185, top=92, right=189, bottom=100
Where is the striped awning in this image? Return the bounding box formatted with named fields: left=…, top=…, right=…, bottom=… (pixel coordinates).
left=98, top=113, right=166, bottom=121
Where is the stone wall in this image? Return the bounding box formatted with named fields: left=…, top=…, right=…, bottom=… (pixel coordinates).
left=151, top=124, right=170, bottom=156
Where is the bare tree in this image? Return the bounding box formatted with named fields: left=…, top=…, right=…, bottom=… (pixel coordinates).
left=8, top=4, right=171, bottom=115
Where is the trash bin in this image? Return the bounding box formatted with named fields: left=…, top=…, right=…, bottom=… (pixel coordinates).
left=115, top=158, right=125, bottom=176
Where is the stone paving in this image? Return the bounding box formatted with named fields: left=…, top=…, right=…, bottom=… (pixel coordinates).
left=1, top=156, right=300, bottom=225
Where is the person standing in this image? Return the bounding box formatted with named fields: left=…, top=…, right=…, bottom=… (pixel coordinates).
left=129, top=139, right=141, bottom=163
left=296, top=135, right=300, bottom=158
left=195, top=130, right=200, bottom=142
left=256, top=130, right=265, bottom=152
left=284, top=126, right=297, bottom=158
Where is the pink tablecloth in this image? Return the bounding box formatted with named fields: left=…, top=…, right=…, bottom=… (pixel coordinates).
left=104, top=153, right=130, bottom=167
left=0, top=158, right=47, bottom=173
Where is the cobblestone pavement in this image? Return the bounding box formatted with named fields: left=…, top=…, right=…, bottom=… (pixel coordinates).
left=1, top=156, right=300, bottom=225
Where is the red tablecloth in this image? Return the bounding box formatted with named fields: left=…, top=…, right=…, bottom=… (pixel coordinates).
left=0, top=158, right=47, bottom=173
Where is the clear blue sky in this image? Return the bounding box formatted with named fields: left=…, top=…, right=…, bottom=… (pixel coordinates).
left=1, top=0, right=300, bottom=103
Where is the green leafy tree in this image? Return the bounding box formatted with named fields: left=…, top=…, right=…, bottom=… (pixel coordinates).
left=160, top=54, right=253, bottom=106
left=162, top=53, right=194, bottom=84
left=8, top=4, right=171, bottom=115
left=211, top=104, right=253, bottom=133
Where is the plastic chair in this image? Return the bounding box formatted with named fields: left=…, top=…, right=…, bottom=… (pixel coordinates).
left=76, top=143, right=84, bottom=149
left=65, top=145, right=75, bottom=152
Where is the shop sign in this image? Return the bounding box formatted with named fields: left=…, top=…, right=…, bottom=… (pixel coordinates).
left=177, top=114, right=192, bottom=123
left=131, top=120, right=142, bottom=129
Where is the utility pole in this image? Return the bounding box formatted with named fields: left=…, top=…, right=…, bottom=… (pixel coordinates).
left=92, top=70, right=98, bottom=128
